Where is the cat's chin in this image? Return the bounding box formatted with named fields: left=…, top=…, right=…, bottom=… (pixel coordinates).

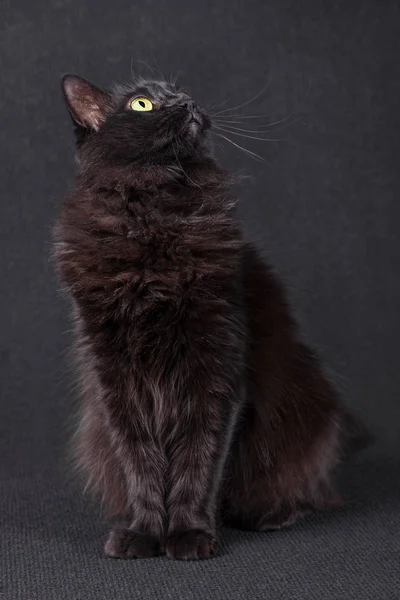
left=181, top=117, right=203, bottom=140
left=187, top=122, right=200, bottom=135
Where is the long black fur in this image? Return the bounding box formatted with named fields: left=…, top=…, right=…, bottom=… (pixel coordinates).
left=55, top=74, right=354, bottom=560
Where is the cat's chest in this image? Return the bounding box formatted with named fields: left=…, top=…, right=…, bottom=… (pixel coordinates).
left=88, top=210, right=238, bottom=291
left=58, top=193, right=241, bottom=312
left=111, top=219, right=199, bottom=292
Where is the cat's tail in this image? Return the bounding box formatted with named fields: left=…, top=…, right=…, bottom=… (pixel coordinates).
left=339, top=407, right=375, bottom=458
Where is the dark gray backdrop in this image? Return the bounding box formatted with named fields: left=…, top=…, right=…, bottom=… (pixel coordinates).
left=1, top=1, right=399, bottom=599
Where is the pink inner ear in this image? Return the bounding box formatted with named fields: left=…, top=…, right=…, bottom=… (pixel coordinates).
left=80, top=100, right=104, bottom=130
left=62, top=75, right=109, bottom=130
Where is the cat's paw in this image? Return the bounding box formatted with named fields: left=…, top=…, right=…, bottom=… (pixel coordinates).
left=257, top=509, right=300, bottom=531
left=166, top=529, right=217, bottom=561
left=225, top=505, right=303, bottom=532
left=105, top=529, right=163, bottom=559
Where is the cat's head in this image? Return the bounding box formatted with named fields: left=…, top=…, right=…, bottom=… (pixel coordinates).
left=61, top=75, right=212, bottom=167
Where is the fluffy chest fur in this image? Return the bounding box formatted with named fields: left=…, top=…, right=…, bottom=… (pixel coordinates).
left=56, top=167, right=242, bottom=307
left=55, top=165, right=246, bottom=420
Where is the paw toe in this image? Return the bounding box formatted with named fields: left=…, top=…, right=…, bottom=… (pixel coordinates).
left=166, top=529, right=216, bottom=561
left=105, top=529, right=162, bottom=559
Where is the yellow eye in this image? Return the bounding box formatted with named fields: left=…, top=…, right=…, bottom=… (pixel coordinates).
left=129, top=97, right=153, bottom=112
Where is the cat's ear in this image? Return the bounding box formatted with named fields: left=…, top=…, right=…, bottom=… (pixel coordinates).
left=61, top=75, right=111, bottom=131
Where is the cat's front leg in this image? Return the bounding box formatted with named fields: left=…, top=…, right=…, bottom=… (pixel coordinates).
left=165, top=393, right=241, bottom=561
left=103, top=402, right=167, bottom=559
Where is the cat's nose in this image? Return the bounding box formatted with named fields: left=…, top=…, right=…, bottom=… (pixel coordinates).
left=181, top=99, right=198, bottom=113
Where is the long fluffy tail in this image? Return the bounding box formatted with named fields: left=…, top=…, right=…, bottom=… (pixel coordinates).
left=339, top=407, right=375, bottom=458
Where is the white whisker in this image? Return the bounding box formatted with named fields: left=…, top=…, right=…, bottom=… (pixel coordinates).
left=172, top=143, right=201, bottom=187
left=214, top=113, right=302, bottom=130
left=213, top=125, right=283, bottom=142
left=206, top=96, right=231, bottom=111
left=211, top=76, right=273, bottom=117
left=214, top=122, right=285, bottom=134
left=213, top=132, right=266, bottom=163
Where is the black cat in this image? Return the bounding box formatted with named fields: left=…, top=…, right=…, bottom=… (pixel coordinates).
left=54, top=74, right=355, bottom=561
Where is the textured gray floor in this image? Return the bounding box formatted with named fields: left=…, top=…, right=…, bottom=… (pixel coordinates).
left=2, top=453, right=399, bottom=600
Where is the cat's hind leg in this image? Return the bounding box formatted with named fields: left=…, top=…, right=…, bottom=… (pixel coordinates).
left=222, top=418, right=343, bottom=533
left=225, top=503, right=305, bottom=531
